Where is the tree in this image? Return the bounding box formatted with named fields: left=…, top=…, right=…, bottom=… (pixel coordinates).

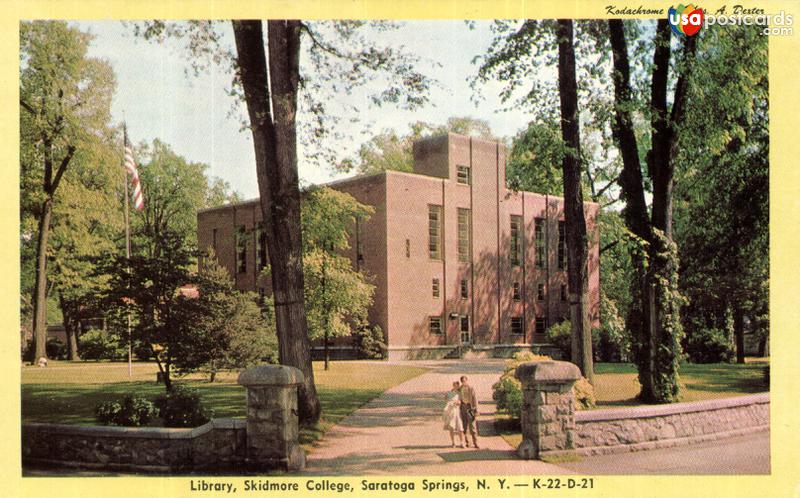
left=134, top=19, right=434, bottom=423
left=556, top=19, right=594, bottom=383
left=172, top=253, right=277, bottom=381
left=102, top=230, right=193, bottom=390
left=673, top=25, right=768, bottom=363
left=607, top=19, right=696, bottom=402
left=301, top=187, right=375, bottom=370
left=20, top=21, right=115, bottom=362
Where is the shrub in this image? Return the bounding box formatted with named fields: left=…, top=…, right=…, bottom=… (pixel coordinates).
left=353, top=325, right=387, bottom=359
left=46, top=337, right=67, bottom=360
left=154, top=385, right=213, bottom=428
left=79, top=329, right=126, bottom=361
left=684, top=327, right=733, bottom=363
left=544, top=320, right=601, bottom=360
left=492, top=351, right=596, bottom=420
left=95, top=395, right=157, bottom=426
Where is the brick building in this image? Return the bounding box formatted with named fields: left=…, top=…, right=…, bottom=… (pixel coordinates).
left=197, top=133, right=600, bottom=360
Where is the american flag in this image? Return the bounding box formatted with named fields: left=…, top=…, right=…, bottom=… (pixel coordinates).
left=123, top=130, right=144, bottom=211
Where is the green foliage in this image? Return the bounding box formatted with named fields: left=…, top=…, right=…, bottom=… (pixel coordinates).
left=507, top=121, right=565, bottom=195
left=94, top=395, right=157, bottom=426
left=172, top=254, right=278, bottom=380
left=492, top=351, right=596, bottom=420
left=301, top=188, right=376, bottom=346
left=545, top=320, right=602, bottom=360
left=352, top=326, right=387, bottom=359
left=683, top=327, right=734, bottom=364
left=79, top=329, right=127, bottom=361
left=46, top=337, right=67, bottom=360
left=154, top=385, right=213, bottom=428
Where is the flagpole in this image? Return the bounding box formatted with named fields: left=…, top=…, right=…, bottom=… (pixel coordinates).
left=123, top=124, right=132, bottom=380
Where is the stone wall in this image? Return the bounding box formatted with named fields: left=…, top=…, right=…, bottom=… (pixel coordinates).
left=573, top=393, right=769, bottom=456
left=22, top=419, right=246, bottom=473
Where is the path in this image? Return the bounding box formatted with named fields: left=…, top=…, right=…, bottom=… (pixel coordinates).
left=304, top=359, right=770, bottom=476
left=304, top=359, right=572, bottom=475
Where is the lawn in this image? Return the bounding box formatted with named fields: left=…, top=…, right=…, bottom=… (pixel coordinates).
left=21, top=360, right=428, bottom=446
left=497, top=359, right=769, bottom=448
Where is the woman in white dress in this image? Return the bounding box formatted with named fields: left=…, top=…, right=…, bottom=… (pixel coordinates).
left=443, top=381, right=465, bottom=447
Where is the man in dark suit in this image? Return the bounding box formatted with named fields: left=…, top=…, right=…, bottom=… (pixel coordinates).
left=459, top=375, right=479, bottom=448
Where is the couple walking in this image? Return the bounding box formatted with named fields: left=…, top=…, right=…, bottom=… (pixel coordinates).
left=442, top=375, right=479, bottom=449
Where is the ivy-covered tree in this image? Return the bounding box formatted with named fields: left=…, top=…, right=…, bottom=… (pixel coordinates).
left=301, top=187, right=375, bottom=370
left=20, top=21, right=116, bottom=362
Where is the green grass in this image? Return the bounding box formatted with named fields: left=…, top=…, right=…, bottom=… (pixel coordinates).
left=21, top=360, right=427, bottom=447
left=497, top=360, right=769, bottom=448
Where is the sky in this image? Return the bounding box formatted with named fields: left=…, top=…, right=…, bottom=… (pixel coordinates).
left=74, top=20, right=538, bottom=200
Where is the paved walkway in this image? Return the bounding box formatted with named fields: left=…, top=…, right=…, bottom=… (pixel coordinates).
left=304, top=359, right=770, bottom=476
left=304, top=359, right=573, bottom=475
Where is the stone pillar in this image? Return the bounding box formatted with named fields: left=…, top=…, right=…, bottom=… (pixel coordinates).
left=515, top=360, right=581, bottom=460
left=237, top=365, right=305, bottom=471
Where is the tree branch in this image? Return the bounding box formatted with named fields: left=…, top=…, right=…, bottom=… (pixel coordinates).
left=299, top=22, right=348, bottom=59
left=50, top=145, right=76, bottom=195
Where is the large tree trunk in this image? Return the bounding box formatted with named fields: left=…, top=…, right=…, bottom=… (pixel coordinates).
left=556, top=19, right=593, bottom=384
left=232, top=20, right=321, bottom=423
left=607, top=20, right=694, bottom=403
left=31, top=197, right=53, bottom=364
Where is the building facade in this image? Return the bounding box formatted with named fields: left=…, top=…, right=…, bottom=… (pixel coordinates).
left=197, top=133, right=600, bottom=360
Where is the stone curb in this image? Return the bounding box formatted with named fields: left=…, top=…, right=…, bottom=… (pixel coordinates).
left=22, top=418, right=245, bottom=440
left=576, top=392, right=770, bottom=422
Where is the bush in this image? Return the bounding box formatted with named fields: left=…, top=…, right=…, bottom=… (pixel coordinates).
left=684, top=327, right=733, bottom=363
left=544, top=320, right=601, bottom=360
left=79, top=329, right=126, bottom=361
left=95, top=395, right=157, bottom=426
left=154, top=385, right=213, bottom=427
left=46, top=337, right=67, bottom=360
left=492, top=351, right=596, bottom=420
left=353, top=325, right=387, bottom=359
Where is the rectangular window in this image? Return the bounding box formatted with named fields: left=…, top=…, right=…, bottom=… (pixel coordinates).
left=432, top=278, right=440, bottom=298
left=405, top=238, right=411, bottom=258
left=512, top=282, right=521, bottom=301
left=535, top=218, right=545, bottom=269
left=558, top=220, right=567, bottom=270
left=356, top=218, right=364, bottom=263
left=460, top=279, right=469, bottom=299
left=457, top=208, right=471, bottom=262
left=212, top=228, right=218, bottom=254
left=537, top=283, right=545, bottom=301
left=428, top=205, right=442, bottom=260
left=457, top=165, right=471, bottom=185
left=510, top=215, right=523, bottom=266
left=535, top=317, right=547, bottom=336
left=256, top=222, right=268, bottom=271
left=561, top=284, right=568, bottom=302
left=511, top=317, right=524, bottom=336
left=429, top=316, right=443, bottom=335
left=235, top=226, right=247, bottom=274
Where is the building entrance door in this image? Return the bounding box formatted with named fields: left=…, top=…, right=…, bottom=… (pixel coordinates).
left=460, top=315, right=471, bottom=345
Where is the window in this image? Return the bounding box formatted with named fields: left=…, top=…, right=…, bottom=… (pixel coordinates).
left=256, top=222, right=268, bottom=271
left=512, top=282, right=521, bottom=301
left=460, top=279, right=469, bottom=299
left=561, top=284, right=568, bottom=302
left=535, top=317, right=547, bottom=336
left=235, top=226, right=247, bottom=274
left=458, top=208, right=471, bottom=262
left=537, top=283, right=545, bottom=301
left=432, top=278, right=440, bottom=298
left=405, top=239, right=411, bottom=258
left=558, top=220, right=567, bottom=270
left=510, top=215, right=523, bottom=266
left=511, top=317, right=524, bottom=336
left=429, top=316, right=443, bottom=335
left=535, top=218, right=545, bottom=269
left=428, top=205, right=442, bottom=260
left=212, top=228, right=218, bottom=253
left=457, top=165, right=471, bottom=185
